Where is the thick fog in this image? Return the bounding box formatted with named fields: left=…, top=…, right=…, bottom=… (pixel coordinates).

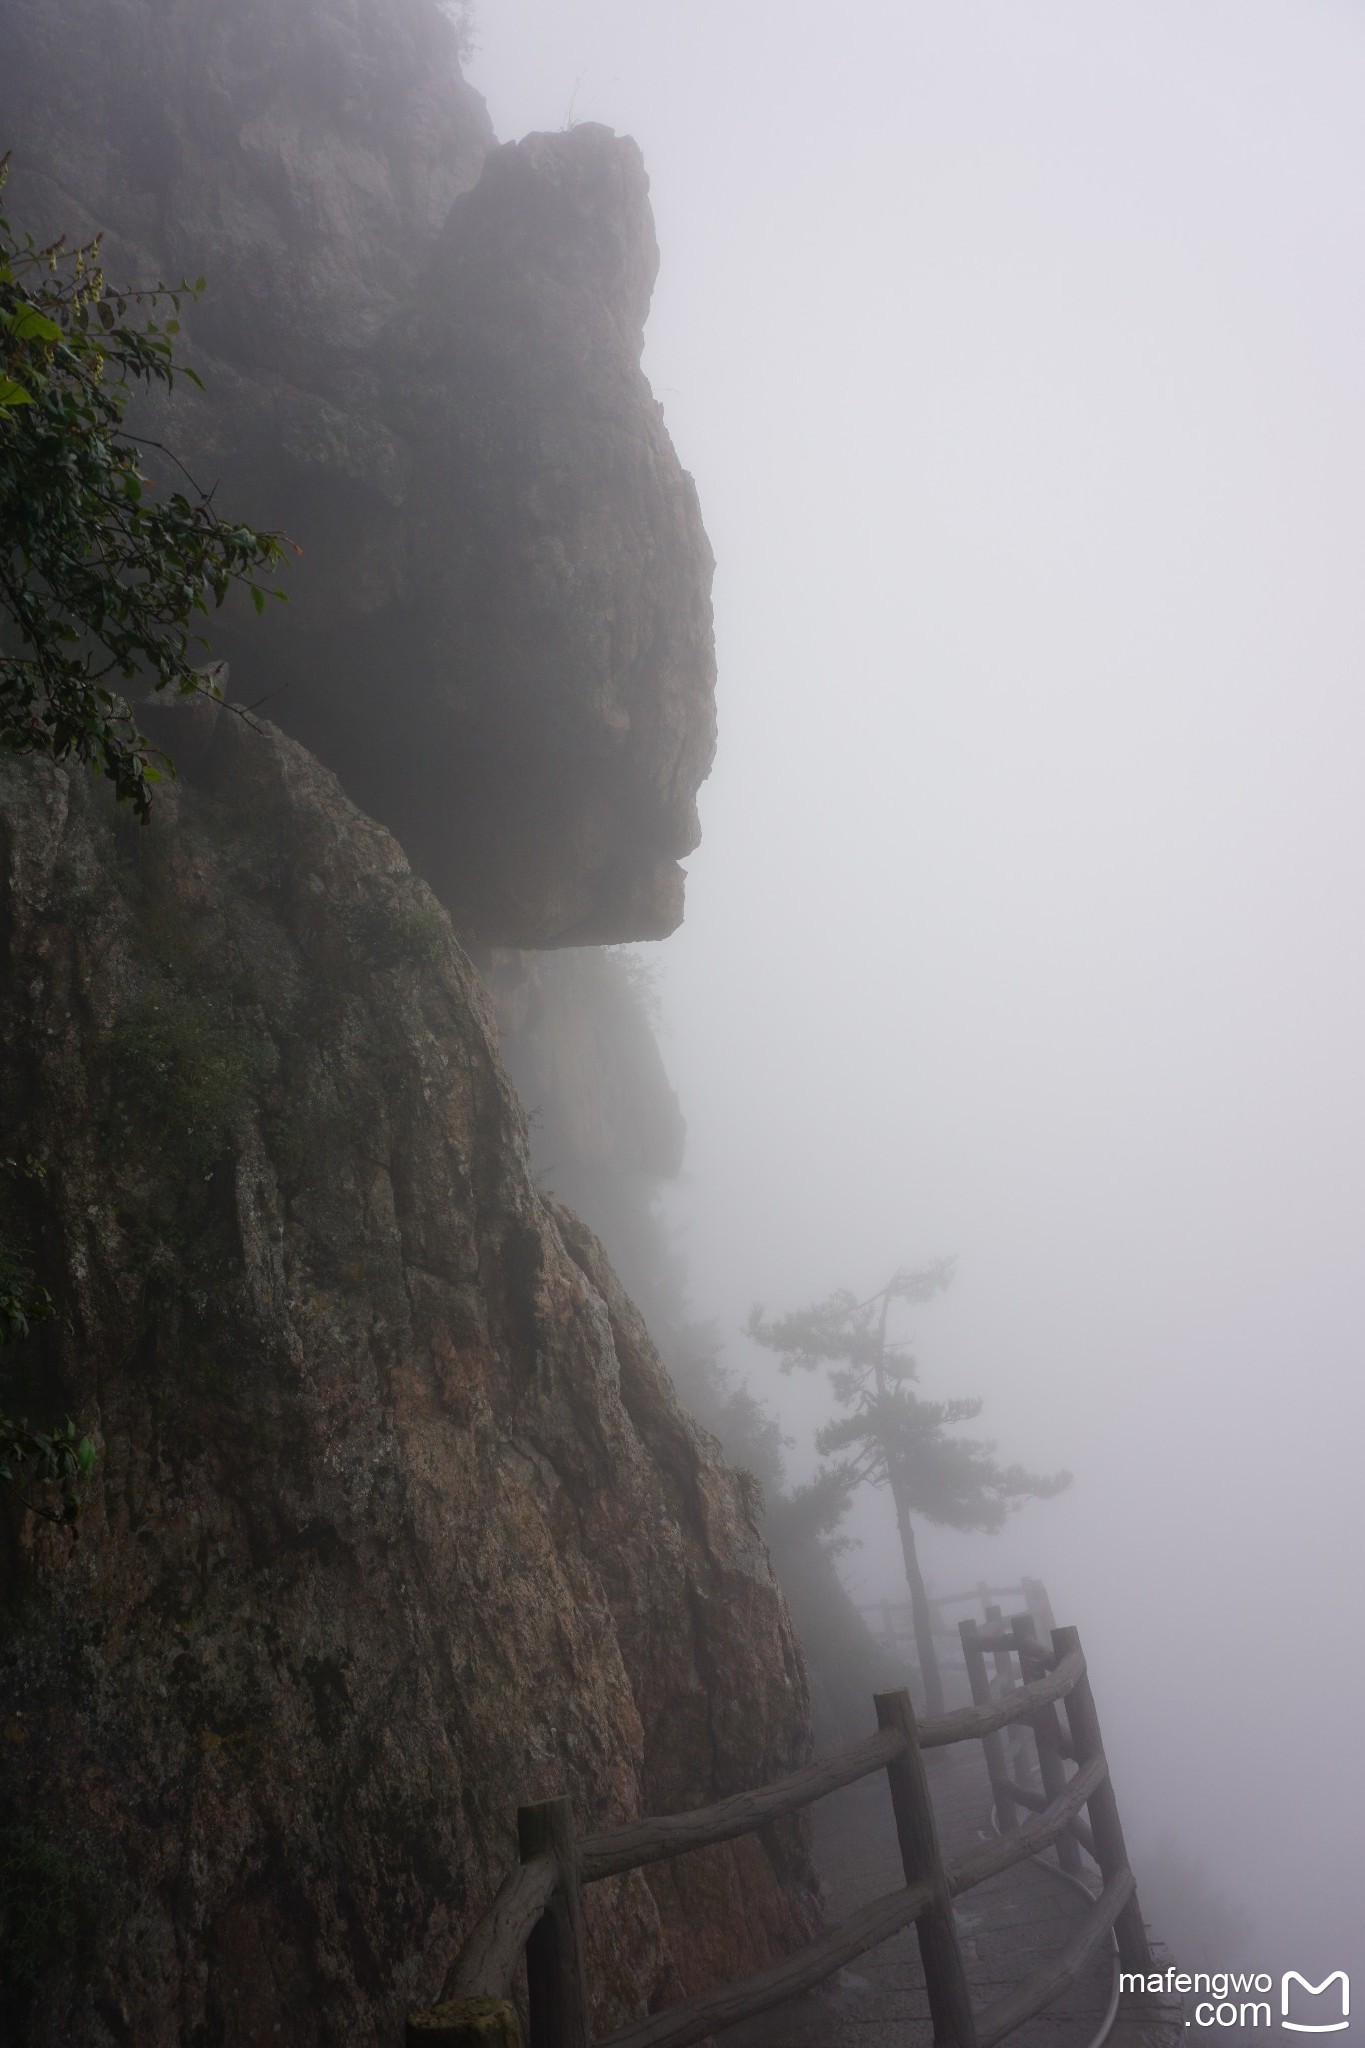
left=470, top=1, right=1365, bottom=1984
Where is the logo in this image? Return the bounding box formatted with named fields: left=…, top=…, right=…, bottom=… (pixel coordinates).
left=1120, top=1969, right=1351, bottom=2030
left=1283, top=1973, right=1350, bottom=2035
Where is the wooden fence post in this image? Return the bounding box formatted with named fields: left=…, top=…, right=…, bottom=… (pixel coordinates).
left=1022, top=1576, right=1056, bottom=1640
left=960, top=1619, right=1018, bottom=1833
left=1051, top=1625, right=1153, bottom=1973
left=875, top=1688, right=979, bottom=2048
left=983, top=1604, right=1027, bottom=1785
left=518, top=1798, right=590, bottom=2048
left=1009, top=1615, right=1083, bottom=1878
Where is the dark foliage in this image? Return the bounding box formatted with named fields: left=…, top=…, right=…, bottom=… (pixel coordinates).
left=0, top=1159, right=95, bottom=1521
left=749, top=1266, right=1070, bottom=1713
left=0, top=156, right=289, bottom=815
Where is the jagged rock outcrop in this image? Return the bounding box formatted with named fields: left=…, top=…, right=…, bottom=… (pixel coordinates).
left=0, top=0, right=717, bottom=945
left=484, top=949, right=685, bottom=1186
left=0, top=721, right=814, bottom=2046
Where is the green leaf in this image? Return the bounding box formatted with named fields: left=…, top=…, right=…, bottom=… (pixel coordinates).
left=6, top=300, right=62, bottom=343
left=0, top=202, right=290, bottom=819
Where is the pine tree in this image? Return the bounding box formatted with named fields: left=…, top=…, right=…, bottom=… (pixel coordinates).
left=747, top=1261, right=1070, bottom=1715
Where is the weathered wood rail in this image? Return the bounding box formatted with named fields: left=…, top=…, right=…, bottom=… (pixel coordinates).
left=406, top=1609, right=1151, bottom=2048
left=862, top=1575, right=1058, bottom=1658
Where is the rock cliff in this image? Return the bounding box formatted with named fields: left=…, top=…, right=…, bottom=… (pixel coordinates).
left=0, top=6, right=801, bottom=2037
left=0, top=0, right=717, bottom=944
left=0, top=720, right=815, bottom=2045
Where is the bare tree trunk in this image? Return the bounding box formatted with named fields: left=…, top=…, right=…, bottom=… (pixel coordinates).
left=872, top=1281, right=945, bottom=1718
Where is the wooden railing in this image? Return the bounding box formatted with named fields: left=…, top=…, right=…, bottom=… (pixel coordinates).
left=862, top=1575, right=1058, bottom=1652
left=406, top=1619, right=1151, bottom=2048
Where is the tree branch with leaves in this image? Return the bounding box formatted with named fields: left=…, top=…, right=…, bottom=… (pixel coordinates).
left=0, top=152, right=291, bottom=816
left=747, top=1260, right=1070, bottom=1715
left=0, top=157, right=290, bottom=1521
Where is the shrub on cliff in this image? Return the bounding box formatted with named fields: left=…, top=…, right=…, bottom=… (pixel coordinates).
left=0, top=155, right=288, bottom=815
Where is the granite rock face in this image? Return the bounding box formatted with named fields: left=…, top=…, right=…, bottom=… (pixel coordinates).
left=0, top=722, right=813, bottom=2046
left=0, top=0, right=717, bottom=944
left=390, top=127, right=718, bottom=944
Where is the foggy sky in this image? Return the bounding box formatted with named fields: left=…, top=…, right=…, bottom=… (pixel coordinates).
left=469, top=2, right=1365, bottom=1979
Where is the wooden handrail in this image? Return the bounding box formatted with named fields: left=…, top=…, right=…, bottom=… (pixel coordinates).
left=1052, top=1625, right=1152, bottom=1972
left=578, top=1726, right=903, bottom=1882
left=931, top=1584, right=1030, bottom=1605
left=521, top=1799, right=590, bottom=2048
left=1011, top=1615, right=1085, bottom=1882
left=946, top=1753, right=1105, bottom=1893
left=575, top=1654, right=1084, bottom=1886
left=916, top=1646, right=1085, bottom=1748
left=440, top=1857, right=558, bottom=2002
left=596, top=1877, right=934, bottom=2048
left=970, top=1627, right=1055, bottom=1666
left=976, top=1868, right=1136, bottom=2047
left=878, top=1688, right=979, bottom=2048
left=988, top=1777, right=1096, bottom=1857
left=409, top=1623, right=1149, bottom=2048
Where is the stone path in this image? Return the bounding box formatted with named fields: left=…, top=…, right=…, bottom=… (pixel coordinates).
left=718, top=1739, right=1120, bottom=2048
